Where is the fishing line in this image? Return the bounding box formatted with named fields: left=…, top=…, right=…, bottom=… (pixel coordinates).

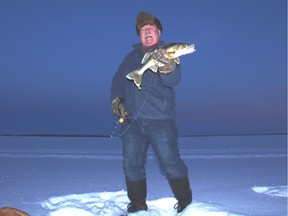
left=110, top=74, right=154, bottom=138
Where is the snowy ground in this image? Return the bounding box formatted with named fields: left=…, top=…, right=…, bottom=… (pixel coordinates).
left=0, top=135, right=287, bottom=216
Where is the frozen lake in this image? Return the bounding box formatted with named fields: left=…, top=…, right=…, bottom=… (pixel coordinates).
left=0, top=134, right=287, bottom=215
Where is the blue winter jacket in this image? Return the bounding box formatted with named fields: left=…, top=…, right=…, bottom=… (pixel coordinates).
left=111, top=42, right=181, bottom=120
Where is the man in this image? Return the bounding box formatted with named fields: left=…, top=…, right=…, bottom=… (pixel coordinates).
left=111, top=12, right=192, bottom=214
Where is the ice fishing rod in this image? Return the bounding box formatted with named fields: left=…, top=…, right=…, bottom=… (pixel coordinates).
left=110, top=75, right=154, bottom=137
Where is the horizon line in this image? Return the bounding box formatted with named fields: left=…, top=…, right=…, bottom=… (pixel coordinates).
left=0, top=132, right=286, bottom=138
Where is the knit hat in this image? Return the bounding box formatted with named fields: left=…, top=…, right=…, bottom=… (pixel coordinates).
left=136, top=12, right=162, bottom=35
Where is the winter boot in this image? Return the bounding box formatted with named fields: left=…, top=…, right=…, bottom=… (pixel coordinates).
left=169, top=176, right=192, bottom=213
left=126, top=178, right=148, bottom=213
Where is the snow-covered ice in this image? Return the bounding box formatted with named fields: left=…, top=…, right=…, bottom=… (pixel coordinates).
left=0, top=135, right=287, bottom=215
left=41, top=190, right=244, bottom=216
left=40, top=185, right=287, bottom=216
left=252, top=185, right=287, bottom=198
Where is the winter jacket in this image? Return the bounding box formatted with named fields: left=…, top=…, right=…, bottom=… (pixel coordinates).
left=111, top=42, right=181, bottom=120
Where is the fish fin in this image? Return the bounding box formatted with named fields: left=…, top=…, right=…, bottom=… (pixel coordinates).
left=141, top=52, right=153, bottom=64
left=174, top=58, right=180, bottom=65
left=149, top=65, right=158, bottom=73
left=126, top=70, right=143, bottom=88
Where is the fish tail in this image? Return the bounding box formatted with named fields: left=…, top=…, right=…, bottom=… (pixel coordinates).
left=126, top=70, right=143, bottom=89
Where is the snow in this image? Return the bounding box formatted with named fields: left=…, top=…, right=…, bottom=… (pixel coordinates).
left=252, top=186, right=287, bottom=198
left=41, top=190, right=243, bottom=216
left=0, top=135, right=287, bottom=216
left=40, top=186, right=287, bottom=216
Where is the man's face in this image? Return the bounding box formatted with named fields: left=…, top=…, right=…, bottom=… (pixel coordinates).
left=139, top=24, right=161, bottom=48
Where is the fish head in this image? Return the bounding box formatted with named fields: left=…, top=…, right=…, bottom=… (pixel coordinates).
left=164, top=43, right=196, bottom=59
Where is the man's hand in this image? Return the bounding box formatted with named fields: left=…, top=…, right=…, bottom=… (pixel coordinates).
left=111, top=97, right=128, bottom=119
left=153, top=48, right=176, bottom=74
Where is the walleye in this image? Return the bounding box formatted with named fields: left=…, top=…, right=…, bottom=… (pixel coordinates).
left=126, top=43, right=196, bottom=89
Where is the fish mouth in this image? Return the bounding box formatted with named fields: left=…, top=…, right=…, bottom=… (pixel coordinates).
left=186, top=44, right=196, bottom=53
left=179, top=44, right=195, bottom=54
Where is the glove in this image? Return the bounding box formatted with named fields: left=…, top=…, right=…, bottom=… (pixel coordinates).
left=111, top=97, right=128, bottom=119
left=153, top=48, right=176, bottom=74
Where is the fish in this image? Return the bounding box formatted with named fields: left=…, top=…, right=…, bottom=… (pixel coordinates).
left=126, top=43, right=196, bottom=89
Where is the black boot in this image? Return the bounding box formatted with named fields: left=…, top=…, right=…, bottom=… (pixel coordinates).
left=126, top=178, right=148, bottom=213
left=169, top=177, right=192, bottom=213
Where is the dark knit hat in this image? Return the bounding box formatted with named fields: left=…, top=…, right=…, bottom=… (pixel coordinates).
left=136, top=12, right=162, bottom=35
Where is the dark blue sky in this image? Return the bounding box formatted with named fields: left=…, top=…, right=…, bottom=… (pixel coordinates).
left=0, top=0, right=286, bottom=136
